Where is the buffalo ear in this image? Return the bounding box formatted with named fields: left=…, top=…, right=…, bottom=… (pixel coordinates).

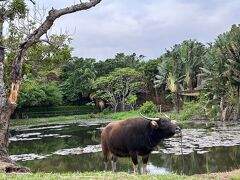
left=150, top=121, right=159, bottom=128
left=171, top=120, right=176, bottom=124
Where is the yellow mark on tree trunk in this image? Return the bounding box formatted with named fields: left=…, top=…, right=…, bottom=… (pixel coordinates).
left=8, top=80, right=21, bottom=105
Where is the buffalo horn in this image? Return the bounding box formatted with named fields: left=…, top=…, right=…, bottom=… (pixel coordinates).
left=163, top=113, right=170, bottom=119
left=140, top=113, right=159, bottom=121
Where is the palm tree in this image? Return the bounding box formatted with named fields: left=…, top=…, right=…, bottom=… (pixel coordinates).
left=180, top=40, right=205, bottom=91
left=199, top=46, right=227, bottom=119
left=154, top=46, right=185, bottom=113
left=224, top=42, right=240, bottom=119
left=155, top=40, right=204, bottom=113
left=200, top=25, right=240, bottom=120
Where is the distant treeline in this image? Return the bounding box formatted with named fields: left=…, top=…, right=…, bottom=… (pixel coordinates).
left=15, top=24, right=240, bottom=121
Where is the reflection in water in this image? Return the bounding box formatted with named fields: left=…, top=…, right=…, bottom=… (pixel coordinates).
left=10, top=153, right=50, bottom=161
left=143, top=163, right=168, bottom=174
left=9, top=121, right=240, bottom=175
left=53, top=145, right=101, bottom=155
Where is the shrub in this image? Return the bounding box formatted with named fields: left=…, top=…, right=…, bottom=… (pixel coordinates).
left=102, top=107, right=111, bottom=115
left=139, top=101, right=158, bottom=114
left=176, top=101, right=205, bottom=121
left=18, top=80, right=63, bottom=108
left=18, top=80, right=47, bottom=107
left=40, top=82, right=63, bottom=106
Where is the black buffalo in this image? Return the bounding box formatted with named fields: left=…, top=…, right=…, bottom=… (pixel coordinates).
left=101, top=114, right=181, bottom=173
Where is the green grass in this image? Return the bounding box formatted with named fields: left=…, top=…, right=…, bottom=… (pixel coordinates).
left=1, top=171, right=240, bottom=180
left=10, top=111, right=141, bottom=127
left=0, top=172, right=193, bottom=180
left=10, top=107, right=200, bottom=128
left=10, top=101, right=207, bottom=128
left=103, top=111, right=140, bottom=119
left=14, top=105, right=95, bottom=118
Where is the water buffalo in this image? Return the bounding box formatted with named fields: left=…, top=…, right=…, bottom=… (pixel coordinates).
left=101, top=114, right=181, bottom=173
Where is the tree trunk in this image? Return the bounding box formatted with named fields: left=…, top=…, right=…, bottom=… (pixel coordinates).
left=131, top=104, right=135, bottom=111
left=114, top=104, right=117, bottom=113
left=0, top=6, right=5, bottom=113
left=175, top=92, right=180, bottom=114
left=122, top=96, right=125, bottom=112
left=154, top=86, right=159, bottom=106
left=237, top=85, right=240, bottom=119
left=187, top=77, right=193, bottom=91
left=0, top=10, right=29, bottom=171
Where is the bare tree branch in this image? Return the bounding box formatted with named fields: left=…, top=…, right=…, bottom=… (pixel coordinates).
left=11, top=0, right=102, bottom=82
left=29, top=0, right=35, bottom=5
left=37, top=38, right=54, bottom=47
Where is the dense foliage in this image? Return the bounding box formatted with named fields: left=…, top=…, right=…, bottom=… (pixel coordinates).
left=139, top=101, right=158, bottom=114
left=154, top=40, right=205, bottom=112
left=199, top=25, right=240, bottom=120
left=18, top=80, right=62, bottom=108
left=60, top=57, right=96, bottom=103
left=13, top=24, right=240, bottom=121
left=92, top=68, right=145, bottom=112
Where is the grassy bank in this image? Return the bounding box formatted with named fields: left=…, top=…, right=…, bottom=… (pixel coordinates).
left=10, top=101, right=207, bottom=128
left=0, top=172, right=192, bottom=180
left=10, top=108, right=204, bottom=128
left=1, top=170, right=240, bottom=180
left=10, top=111, right=143, bottom=127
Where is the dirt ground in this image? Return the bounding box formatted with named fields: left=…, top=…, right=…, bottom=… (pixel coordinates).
left=193, top=169, right=240, bottom=180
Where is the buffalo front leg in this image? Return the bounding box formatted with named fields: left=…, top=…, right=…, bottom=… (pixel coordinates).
left=101, top=140, right=109, bottom=171
left=103, top=155, right=109, bottom=171
left=142, top=155, right=149, bottom=174
left=130, top=152, right=138, bottom=174
left=111, top=155, right=118, bottom=172
left=104, top=161, right=108, bottom=171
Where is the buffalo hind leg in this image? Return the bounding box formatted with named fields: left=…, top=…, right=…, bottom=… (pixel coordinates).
left=142, top=155, right=149, bottom=174
left=102, top=140, right=109, bottom=170
left=111, top=155, right=118, bottom=172
left=130, top=152, right=138, bottom=174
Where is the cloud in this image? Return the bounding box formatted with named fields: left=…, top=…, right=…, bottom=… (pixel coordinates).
left=37, top=0, right=240, bottom=60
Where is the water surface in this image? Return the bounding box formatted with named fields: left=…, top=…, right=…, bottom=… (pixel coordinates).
left=9, top=120, right=240, bottom=175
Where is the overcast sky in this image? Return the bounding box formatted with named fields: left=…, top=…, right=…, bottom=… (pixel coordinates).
left=37, top=0, right=240, bottom=60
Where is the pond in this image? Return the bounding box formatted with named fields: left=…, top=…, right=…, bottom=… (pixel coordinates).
left=9, top=120, right=240, bottom=175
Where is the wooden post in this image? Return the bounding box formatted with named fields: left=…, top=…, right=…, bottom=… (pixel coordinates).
left=159, top=105, right=162, bottom=113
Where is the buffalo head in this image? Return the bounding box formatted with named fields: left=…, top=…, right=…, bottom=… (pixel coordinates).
left=140, top=113, right=181, bottom=138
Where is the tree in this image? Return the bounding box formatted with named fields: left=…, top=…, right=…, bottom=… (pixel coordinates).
left=200, top=25, right=240, bottom=120
left=0, top=0, right=102, bottom=172
left=95, top=53, right=142, bottom=77
left=92, top=76, right=119, bottom=112
left=112, top=68, right=145, bottom=111
left=154, top=46, right=185, bottom=113
left=199, top=45, right=228, bottom=119
left=179, top=40, right=205, bottom=90
left=126, top=94, right=137, bottom=111
left=221, top=25, right=240, bottom=120
left=23, top=34, right=73, bottom=79
left=5, top=34, right=73, bottom=81
left=139, top=58, right=163, bottom=104
left=92, top=68, right=145, bottom=112
left=60, top=57, right=96, bottom=104
left=17, top=80, right=62, bottom=108
left=154, top=40, right=205, bottom=113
